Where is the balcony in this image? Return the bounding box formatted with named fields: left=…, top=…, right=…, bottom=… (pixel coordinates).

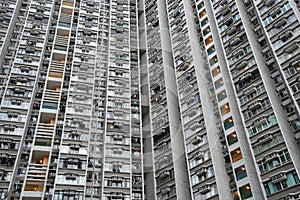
left=24, top=180, right=44, bottom=195
left=284, top=43, right=298, bottom=54
left=59, top=13, right=72, bottom=24
left=227, top=26, right=236, bottom=35
left=274, top=18, right=287, bottom=28
left=56, top=174, right=86, bottom=185
left=224, top=17, right=233, bottom=26
left=192, top=135, right=202, bottom=145
left=36, top=123, right=55, bottom=137
left=279, top=30, right=292, bottom=42
left=27, top=163, right=47, bottom=181
left=153, top=127, right=170, bottom=144
left=264, top=0, right=275, bottom=6
left=269, top=6, right=281, bottom=18
left=220, top=6, right=231, bottom=16
left=190, top=120, right=205, bottom=131
left=236, top=59, right=248, bottom=70
left=199, top=184, right=210, bottom=194
left=34, top=114, right=56, bottom=148
left=193, top=151, right=205, bottom=160
left=0, top=153, right=16, bottom=166
left=62, top=0, right=74, bottom=7
left=54, top=35, right=69, bottom=47
left=0, top=111, right=27, bottom=123
left=270, top=173, right=287, bottom=183
left=253, top=116, right=267, bottom=127
left=160, top=186, right=170, bottom=194
left=159, top=170, right=170, bottom=179
left=230, top=37, right=240, bottom=46
left=177, top=62, right=189, bottom=72
left=66, top=173, right=77, bottom=180
left=196, top=167, right=207, bottom=176
left=49, top=60, right=65, bottom=78
left=43, top=80, right=61, bottom=105
left=187, top=107, right=197, bottom=117
left=239, top=72, right=252, bottom=81
left=112, top=148, right=123, bottom=154
left=24, top=151, right=49, bottom=194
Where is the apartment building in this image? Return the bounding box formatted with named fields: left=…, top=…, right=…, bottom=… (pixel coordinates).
left=0, top=0, right=143, bottom=199
left=0, top=0, right=299, bottom=199
left=143, top=0, right=194, bottom=198
left=193, top=0, right=300, bottom=199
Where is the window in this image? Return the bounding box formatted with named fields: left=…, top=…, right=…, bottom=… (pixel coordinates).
left=284, top=65, right=300, bottom=78
left=235, top=165, right=247, bottom=181
left=227, top=132, right=238, bottom=145
left=201, top=18, right=208, bottom=27
left=18, top=48, right=26, bottom=54
left=231, top=148, right=242, bottom=162
left=0, top=189, right=8, bottom=199
left=212, top=66, right=221, bottom=77
left=155, top=154, right=172, bottom=169
left=104, top=177, right=130, bottom=188
left=222, top=34, right=230, bottom=43
left=189, top=150, right=210, bottom=168
left=264, top=170, right=300, bottom=195
left=224, top=117, right=234, bottom=130
left=291, top=82, right=300, bottom=93
left=233, top=190, right=239, bottom=200
left=252, top=132, right=284, bottom=155
left=209, top=55, right=218, bottom=65
left=194, top=183, right=217, bottom=199
left=203, top=27, right=211, bottom=36
left=186, top=134, right=207, bottom=153
left=217, top=90, right=227, bottom=102
left=197, top=2, right=204, bottom=10
left=247, top=114, right=278, bottom=137
left=107, top=100, right=115, bottom=107
left=214, top=77, right=224, bottom=89
left=191, top=166, right=214, bottom=186
left=219, top=24, right=227, bottom=33
left=251, top=18, right=259, bottom=26
left=207, top=45, right=215, bottom=55
left=263, top=3, right=291, bottom=26
left=290, top=119, right=300, bottom=131
left=156, top=169, right=175, bottom=186
left=239, top=83, right=265, bottom=105
left=205, top=36, right=213, bottom=45
left=220, top=102, right=230, bottom=116
left=239, top=184, right=253, bottom=200
left=258, top=149, right=291, bottom=174
left=199, top=10, right=206, bottom=18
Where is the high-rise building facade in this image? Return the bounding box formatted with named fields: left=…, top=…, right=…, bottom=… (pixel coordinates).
left=194, top=0, right=300, bottom=199
left=0, top=0, right=300, bottom=200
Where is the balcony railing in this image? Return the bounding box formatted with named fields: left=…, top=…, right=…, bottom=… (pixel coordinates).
left=36, top=123, right=55, bottom=139
left=44, top=89, right=60, bottom=103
